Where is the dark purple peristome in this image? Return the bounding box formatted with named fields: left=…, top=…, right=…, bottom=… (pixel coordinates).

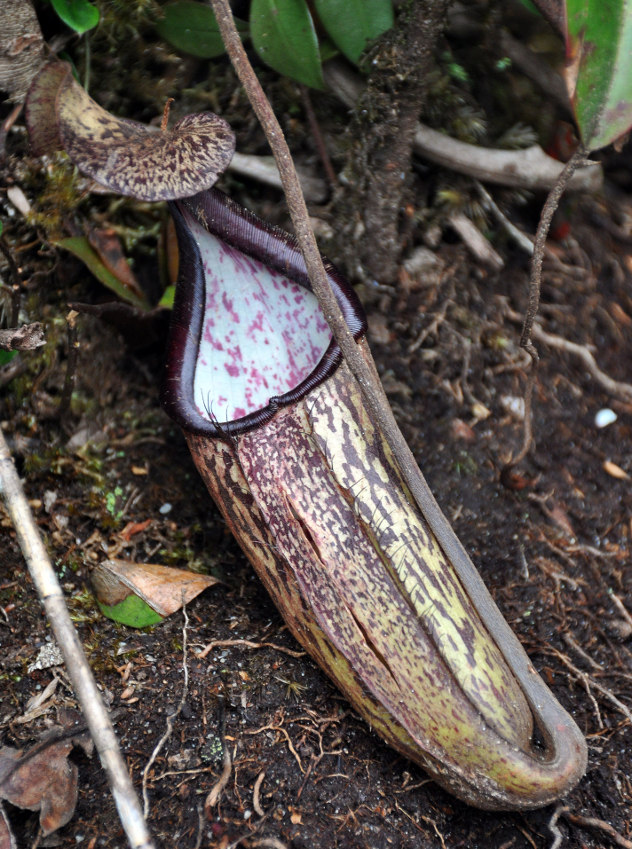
left=162, top=188, right=367, bottom=437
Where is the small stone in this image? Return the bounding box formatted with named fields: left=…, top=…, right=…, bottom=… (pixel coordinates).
left=595, top=408, right=617, bottom=428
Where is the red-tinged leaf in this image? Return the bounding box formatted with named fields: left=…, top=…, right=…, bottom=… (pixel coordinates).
left=87, top=227, right=146, bottom=303
left=55, top=235, right=151, bottom=310
left=564, top=0, right=632, bottom=150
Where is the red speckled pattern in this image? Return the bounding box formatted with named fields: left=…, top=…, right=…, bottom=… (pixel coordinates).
left=184, top=212, right=332, bottom=423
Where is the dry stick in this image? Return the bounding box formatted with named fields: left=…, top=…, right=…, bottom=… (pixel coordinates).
left=506, top=145, right=588, bottom=470
left=208, top=0, right=586, bottom=779
left=0, top=427, right=155, bottom=849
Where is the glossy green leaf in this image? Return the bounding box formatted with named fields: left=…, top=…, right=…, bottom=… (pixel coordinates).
left=250, top=0, right=324, bottom=89
left=51, top=0, right=99, bottom=34
left=55, top=236, right=151, bottom=311
left=565, top=0, right=632, bottom=150
left=156, top=2, right=247, bottom=59
left=313, top=0, right=393, bottom=64
left=97, top=594, right=163, bottom=628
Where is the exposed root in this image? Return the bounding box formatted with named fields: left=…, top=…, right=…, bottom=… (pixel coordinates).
left=563, top=811, right=632, bottom=849
left=550, top=648, right=632, bottom=725
left=505, top=307, right=632, bottom=402
left=197, top=638, right=304, bottom=659
left=547, top=804, right=568, bottom=849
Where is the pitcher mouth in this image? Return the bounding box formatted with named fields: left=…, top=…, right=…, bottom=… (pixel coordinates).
left=161, top=189, right=366, bottom=437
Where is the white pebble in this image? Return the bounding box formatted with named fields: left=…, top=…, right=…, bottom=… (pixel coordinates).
left=159, top=502, right=172, bottom=515
left=595, top=408, right=617, bottom=428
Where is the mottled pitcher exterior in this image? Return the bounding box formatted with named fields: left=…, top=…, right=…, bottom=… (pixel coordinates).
left=162, top=188, right=586, bottom=810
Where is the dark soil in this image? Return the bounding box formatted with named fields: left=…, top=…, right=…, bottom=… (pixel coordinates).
left=2, top=21, right=632, bottom=849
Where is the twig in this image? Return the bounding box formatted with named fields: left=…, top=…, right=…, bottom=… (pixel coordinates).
left=323, top=61, right=601, bottom=193
left=522, top=145, right=588, bottom=357
left=0, top=427, right=155, bottom=849
left=506, top=145, right=588, bottom=470
left=300, top=85, right=338, bottom=189
left=142, top=602, right=190, bottom=818
left=499, top=30, right=570, bottom=112
left=476, top=182, right=534, bottom=255
left=562, top=632, right=602, bottom=672
left=562, top=811, right=632, bottom=849
left=448, top=212, right=504, bottom=270
left=208, top=0, right=589, bottom=782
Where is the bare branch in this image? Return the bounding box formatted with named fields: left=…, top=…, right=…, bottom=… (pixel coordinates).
left=0, top=427, right=155, bottom=849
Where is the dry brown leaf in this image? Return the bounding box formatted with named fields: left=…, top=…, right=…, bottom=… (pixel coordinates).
left=92, top=559, right=218, bottom=616
left=0, top=739, right=78, bottom=836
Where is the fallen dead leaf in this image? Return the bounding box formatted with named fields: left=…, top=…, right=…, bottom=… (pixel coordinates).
left=0, top=737, right=78, bottom=836
left=91, top=559, right=218, bottom=627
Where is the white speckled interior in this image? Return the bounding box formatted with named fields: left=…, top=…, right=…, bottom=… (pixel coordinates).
left=188, top=214, right=332, bottom=423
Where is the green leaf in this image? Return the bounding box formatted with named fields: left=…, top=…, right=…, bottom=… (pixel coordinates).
left=158, top=284, right=175, bottom=309
left=0, top=350, right=17, bottom=366
left=250, top=0, right=324, bottom=89
left=313, top=0, right=393, bottom=64
left=97, top=595, right=163, bottom=628
left=51, top=0, right=99, bottom=34
left=55, top=236, right=151, bottom=310
left=565, top=0, right=632, bottom=151
left=156, top=2, right=247, bottom=59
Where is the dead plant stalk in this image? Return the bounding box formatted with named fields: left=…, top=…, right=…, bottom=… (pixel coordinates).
left=0, top=426, right=155, bottom=849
